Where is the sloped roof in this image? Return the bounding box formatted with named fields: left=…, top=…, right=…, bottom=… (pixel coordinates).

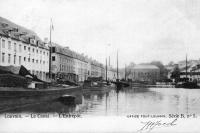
left=52, top=42, right=89, bottom=63
left=0, top=16, right=47, bottom=49
left=133, top=64, right=159, bottom=70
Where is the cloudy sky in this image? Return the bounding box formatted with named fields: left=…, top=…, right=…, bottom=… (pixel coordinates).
left=1, top=0, right=200, bottom=67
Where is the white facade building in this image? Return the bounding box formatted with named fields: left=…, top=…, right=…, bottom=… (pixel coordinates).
left=0, top=17, right=49, bottom=81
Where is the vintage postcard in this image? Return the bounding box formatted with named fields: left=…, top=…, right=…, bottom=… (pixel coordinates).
left=0, top=0, right=200, bottom=132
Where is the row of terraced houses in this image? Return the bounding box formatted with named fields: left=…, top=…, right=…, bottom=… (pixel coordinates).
left=50, top=43, right=105, bottom=82
left=0, top=17, right=117, bottom=82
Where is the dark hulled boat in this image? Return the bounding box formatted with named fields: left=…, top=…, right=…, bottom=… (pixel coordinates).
left=0, top=65, right=81, bottom=111
left=175, top=81, right=199, bottom=89
left=175, top=55, right=200, bottom=89
left=113, top=51, right=130, bottom=92
left=82, top=77, right=114, bottom=91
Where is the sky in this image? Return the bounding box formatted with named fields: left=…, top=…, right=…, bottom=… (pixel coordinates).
left=1, top=0, right=200, bottom=67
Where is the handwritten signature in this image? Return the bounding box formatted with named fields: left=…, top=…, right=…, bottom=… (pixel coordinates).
left=137, top=118, right=177, bottom=133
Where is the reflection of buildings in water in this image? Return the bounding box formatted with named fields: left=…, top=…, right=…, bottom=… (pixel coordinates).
left=116, top=91, right=119, bottom=115
left=178, top=90, right=189, bottom=114
left=64, top=104, right=76, bottom=113
left=5, top=91, right=83, bottom=114
left=173, top=94, right=180, bottom=112
left=158, top=89, right=191, bottom=114
left=79, top=92, right=105, bottom=114
left=153, top=89, right=180, bottom=114
left=140, top=89, right=163, bottom=102
left=70, top=92, right=107, bottom=114
left=6, top=101, right=77, bottom=114
left=67, top=89, right=200, bottom=115
left=97, top=93, right=104, bottom=100
left=9, top=88, right=200, bottom=116
left=74, top=93, right=82, bottom=104
left=83, top=94, right=92, bottom=100
left=131, top=87, right=150, bottom=93
left=129, top=88, right=164, bottom=114
left=83, top=91, right=107, bottom=101
left=105, top=92, right=109, bottom=115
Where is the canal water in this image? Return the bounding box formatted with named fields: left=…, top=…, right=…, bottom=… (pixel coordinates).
left=3, top=87, right=200, bottom=116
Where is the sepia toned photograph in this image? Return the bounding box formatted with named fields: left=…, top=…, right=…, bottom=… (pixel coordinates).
left=0, top=0, right=200, bottom=132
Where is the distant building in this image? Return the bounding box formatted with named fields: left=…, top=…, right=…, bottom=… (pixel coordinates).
left=179, top=63, right=200, bottom=82
left=51, top=43, right=105, bottom=82
left=90, top=60, right=105, bottom=79
left=50, top=43, right=78, bottom=82
left=190, top=64, right=200, bottom=81
left=73, top=53, right=88, bottom=82
left=131, top=64, right=160, bottom=83
left=0, top=17, right=49, bottom=81
left=0, top=17, right=106, bottom=83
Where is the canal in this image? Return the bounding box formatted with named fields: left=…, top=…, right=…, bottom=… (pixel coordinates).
left=3, top=87, right=200, bottom=116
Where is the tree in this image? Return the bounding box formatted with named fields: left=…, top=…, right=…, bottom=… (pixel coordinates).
left=168, top=61, right=174, bottom=66
left=171, top=66, right=180, bottom=82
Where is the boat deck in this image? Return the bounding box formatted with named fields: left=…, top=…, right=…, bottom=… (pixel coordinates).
left=0, top=86, right=78, bottom=91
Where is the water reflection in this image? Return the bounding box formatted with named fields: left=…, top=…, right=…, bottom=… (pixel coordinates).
left=2, top=87, right=200, bottom=116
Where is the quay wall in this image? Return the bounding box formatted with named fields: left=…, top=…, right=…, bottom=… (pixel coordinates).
left=0, top=86, right=82, bottom=112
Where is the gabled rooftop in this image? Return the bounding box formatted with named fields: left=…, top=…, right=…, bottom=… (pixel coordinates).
left=0, top=16, right=48, bottom=49
left=133, top=64, right=159, bottom=70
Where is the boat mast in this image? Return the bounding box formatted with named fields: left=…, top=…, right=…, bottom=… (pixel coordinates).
left=106, top=58, right=107, bottom=82
left=186, top=54, right=188, bottom=79
left=125, top=64, right=126, bottom=80
left=117, top=50, right=119, bottom=80
left=49, top=19, right=52, bottom=79
left=109, top=56, right=110, bottom=66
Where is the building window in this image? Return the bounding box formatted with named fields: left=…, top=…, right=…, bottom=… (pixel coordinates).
left=43, top=51, right=45, bottom=55
left=8, top=54, right=11, bottom=63
left=36, top=60, right=38, bottom=63
left=2, top=53, right=5, bottom=62
left=8, top=41, right=11, bottom=50
left=40, top=60, right=42, bottom=64
left=19, top=56, right=21, bottom=65
left=14, top=55, right=16, bottom=64
left=24, top=57, right=26, bottom=62
left=32, top=48, right=34, bottom=53
left=32, top=59, right=34, bottom=63
left=43, top=61, right=45, bottom=64
left=36, top=49, right=38, bottom=53
left=28, top=47, right=30, bottom=52
left=52, top=56, right=55, bottom=61
left=19, top=44, right=22, bottom=52
left=24, top=46, right=26, bottom=51
left=2, top=39, right=5, bottom=48
left=40, top=50, right=42, bottom=54
left=28, top=58, right=30, bottom=62
left=14, top=43, right=17, bottom=52
left=52, top=47, right=55, bottom=53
